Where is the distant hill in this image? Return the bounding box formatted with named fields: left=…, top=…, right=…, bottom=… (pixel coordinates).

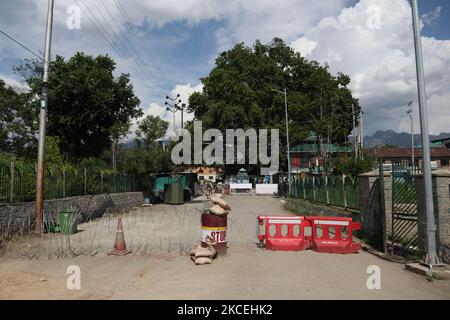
left=364, top=130, right=450, bottom=148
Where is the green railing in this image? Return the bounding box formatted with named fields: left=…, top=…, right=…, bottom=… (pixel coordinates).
left=289, top=173, right=359, bottom=210
left=0, top=160, right=149, bottom=204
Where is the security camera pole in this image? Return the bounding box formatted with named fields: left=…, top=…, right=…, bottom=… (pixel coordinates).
left=35, top=0, right=54, bottom=234
left=411, top=0, right=440, bottom=266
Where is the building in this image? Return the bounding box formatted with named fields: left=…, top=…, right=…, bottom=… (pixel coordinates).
left=290, top=132, right=354, bottom=173
left=367, top=147, right=450, bottom=169
left=190, top=166, right=222, bottom=183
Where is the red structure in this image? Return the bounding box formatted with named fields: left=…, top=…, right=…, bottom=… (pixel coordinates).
left=306, top=216, right=361, bottom=254
left=257, top=215, right=311, bottom=251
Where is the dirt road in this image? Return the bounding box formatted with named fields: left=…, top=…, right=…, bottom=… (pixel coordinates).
left=1, top=195, right=449, bottom=299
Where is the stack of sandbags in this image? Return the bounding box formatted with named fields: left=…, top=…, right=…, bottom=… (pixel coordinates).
left=209, top=196, right=231, bottom=216
left=189, top=236, right=217, bottom=265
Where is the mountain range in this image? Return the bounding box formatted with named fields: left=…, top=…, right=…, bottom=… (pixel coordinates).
left=364, top=130, right=450, bottom=148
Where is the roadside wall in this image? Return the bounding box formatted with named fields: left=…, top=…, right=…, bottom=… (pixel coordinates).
left=285, top=197, right=359, bottom=221
left=415, top=173, right=450, bottom=263
left=0, top=192, right=144, bottom=241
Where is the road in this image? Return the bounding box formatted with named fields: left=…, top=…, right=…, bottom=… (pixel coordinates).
left=0, top=195, right=449, bottom=299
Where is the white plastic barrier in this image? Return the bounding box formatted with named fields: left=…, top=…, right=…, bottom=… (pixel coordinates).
left=229, top=183, right=252, bottom=193
left=255, top=184, right=278, bottom=195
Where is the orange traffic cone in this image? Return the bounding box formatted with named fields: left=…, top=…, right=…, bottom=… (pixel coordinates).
left=109, top=218, right=131, bottom=256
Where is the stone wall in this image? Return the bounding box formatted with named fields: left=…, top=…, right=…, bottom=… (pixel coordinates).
left=415, top=172, right=450, bottom=263
left=285, top=197, right=359, bottom=221
left=359, top=169, right=450, bottom=262
left=0, top=192, right=144, bottom=243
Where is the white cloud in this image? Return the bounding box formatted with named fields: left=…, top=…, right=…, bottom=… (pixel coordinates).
left=290, top=37, right=318, bottom=57
left=422, top=6, right=442, bottom=26
left=289, top=0, right=450, bottom=135
left=1, top=0, right=449, bottom=137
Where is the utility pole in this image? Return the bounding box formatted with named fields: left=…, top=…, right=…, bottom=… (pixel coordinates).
left=359, top=110, right=364, bottom=159
left=271, top=88, right=291, bottom=195
left=411, top=0, right=441, bottom=266
left=176, top=103, right=186, bottom=129
left=352, top=103, right=357, bottom=161
left=407, top=101, right=414, bottom=171
left=165, top=94, right=180, bottom=134
left=35, top=0, right=54, bottom=234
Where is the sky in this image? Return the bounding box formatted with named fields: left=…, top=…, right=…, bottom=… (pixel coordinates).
left=0, top=0, right=449, bottom=139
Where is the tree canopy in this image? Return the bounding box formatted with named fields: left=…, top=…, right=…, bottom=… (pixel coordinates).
left=188, top=38, right=360, bottom=171
left=189, top=38, right=359, bottom=136
left=135, top=115, right=169, bottom=149
left=14, top=52, right=142, bottom=160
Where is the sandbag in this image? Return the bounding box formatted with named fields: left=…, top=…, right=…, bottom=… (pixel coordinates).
left=210, top=196, right=231, bottom=211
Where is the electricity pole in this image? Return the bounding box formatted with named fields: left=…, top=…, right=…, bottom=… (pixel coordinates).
left=165, top=94, right=180, bottom=134
left=35, top=0, right=54, bottom=234
left=411, top=0, right=440, bottom=266
left=176, top=103, right=186, bottom=129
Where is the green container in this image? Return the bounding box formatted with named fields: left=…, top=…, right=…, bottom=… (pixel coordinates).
left=58, top=209, right=79, bottom=234
left=164, top=183, right=184, bottom=204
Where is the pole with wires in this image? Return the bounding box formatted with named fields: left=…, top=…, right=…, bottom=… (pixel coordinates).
left=411, top=0, right=441, bottom=266
left=35, top=0, right=54, bottom=234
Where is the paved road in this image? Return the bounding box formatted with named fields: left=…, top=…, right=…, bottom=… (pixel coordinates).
left=1, top=195, right=449, bottom=299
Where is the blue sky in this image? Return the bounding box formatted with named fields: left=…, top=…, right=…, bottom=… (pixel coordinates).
left=0, top=0, right=449, bottom=137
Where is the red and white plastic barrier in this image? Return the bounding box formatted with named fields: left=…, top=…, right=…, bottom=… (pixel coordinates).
left=257, top=215, right=311, bottom=251
left=306, top=216, right=361, bottom=254
left=257, top=215, right=362, bottom=254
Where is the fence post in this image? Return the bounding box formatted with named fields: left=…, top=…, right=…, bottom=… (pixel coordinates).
left=62, top=167, right=66, bottom=198
left=342, top=174, right=347, bottom=208
left=9, top=160, right=15, bottom=203
left=326, top=175, right=329, bottom=205
left=302, top=176, right=306, bottom=199
left=100, top=171, right=103, bottom=194
left=312, top=175, right=316, bottom=202
left=84, top=167, right=87, bottom=195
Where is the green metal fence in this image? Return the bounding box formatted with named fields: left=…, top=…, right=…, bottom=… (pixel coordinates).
left=0, top=160, right=149, bottom=204
left=289, top=173, right=359, bottom=210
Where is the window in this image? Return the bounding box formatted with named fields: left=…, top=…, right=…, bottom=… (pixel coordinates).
left=209, top=176, right=213, bottom=180
left=441, top=159, right=449, bottom=166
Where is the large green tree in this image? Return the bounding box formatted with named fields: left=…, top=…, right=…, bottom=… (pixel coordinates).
left=14, top=52, right=143, bottom=160
left=135, top=115, right=169, bottom=149
left=0, top=79, right=37, bottom=156
left=188, top=38, right=359, bottom=172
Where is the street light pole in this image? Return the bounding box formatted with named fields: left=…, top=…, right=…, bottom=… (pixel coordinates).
left=35, top=0, right=54, bottom=234
left=284, top=89, right=291, bottom=195
left=272, top=88, right=291, bottom=195
left=407, top=101, right=414, bottom=171
left=411, top=0, right=440, bottom=266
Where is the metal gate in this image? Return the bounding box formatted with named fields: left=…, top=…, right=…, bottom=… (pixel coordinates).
left=391, top=161, right=421, bottom=257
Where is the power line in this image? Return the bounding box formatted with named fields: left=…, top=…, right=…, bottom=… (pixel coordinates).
left=97, top=0, right=166, bottom=96
left=84, top=0, right=160, bottom=93
left=74, top=0, right=158, bottom=94
left=84, top=0, right=164, bottom=97
left=0, top=29, right=47, bottom=63
left=114, top=0, right=168, bottom=84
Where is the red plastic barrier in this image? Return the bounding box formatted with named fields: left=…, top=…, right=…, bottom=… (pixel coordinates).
left=258, top=215, right=311, bottom=251
left=306, top=216, right=361, bottom=254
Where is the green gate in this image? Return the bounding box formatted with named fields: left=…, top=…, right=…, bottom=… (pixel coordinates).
left=391, top=161, right=421, bottom=257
